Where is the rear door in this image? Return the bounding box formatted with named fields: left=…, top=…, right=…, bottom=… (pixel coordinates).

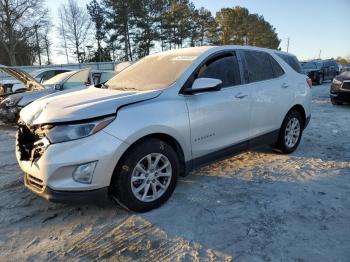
left=185, top=51, right=251, bottom=160
left=240, top=50, right=294, bottom=139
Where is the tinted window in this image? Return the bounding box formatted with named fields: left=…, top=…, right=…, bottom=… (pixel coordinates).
left=197, top=55, right=241, bottom=87
left=41, top=70, right=55, bottom=81
left=276, top=53, right=302, bottom=73
left=269, top=56, right=284, bottom=77
left=243, top=51, right=275, bottom=82
left=55, top=70, right=70, bottom=75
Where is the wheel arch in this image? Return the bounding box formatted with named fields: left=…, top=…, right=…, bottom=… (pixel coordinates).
left=287, top=104, right=306, bottom=128
left=110, top=132, right=187, bottom=187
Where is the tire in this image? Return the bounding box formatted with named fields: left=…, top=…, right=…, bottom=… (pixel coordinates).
left=316, top=75, right=323, bottom=85
left=331, top=98, right=342, bottom=105
left=274, top=110, right=303, bottom=154
left=110, top=138, right=179, bottom=212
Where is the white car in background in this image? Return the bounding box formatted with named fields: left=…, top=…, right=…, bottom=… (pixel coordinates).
left=16, top=46, right=312, bottom=212
left=0, top=68, right=116, bottom=122
left=0, top=67, right=72, bottom=93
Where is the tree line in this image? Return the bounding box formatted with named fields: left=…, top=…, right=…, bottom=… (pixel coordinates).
left=0, top=0, right=281, bottom=66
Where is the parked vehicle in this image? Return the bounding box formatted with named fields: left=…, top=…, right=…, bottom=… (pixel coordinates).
left=0, top=68, right=116, bottom=122
left=0, top=67, right=72, bottom=93
left=330, top=71, right=350, bottom=105
left=16, top=46, right=312, bottom=212
left=302, top=59, right=339, bottom=85
left=340, top=63, right=350, bottom=73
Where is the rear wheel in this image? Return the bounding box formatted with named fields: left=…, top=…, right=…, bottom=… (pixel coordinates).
left=316, top=74, right=323, bottom=85
left=274, top=110, right=303, bottom=154
left=110, top=138, right=179, bottom=212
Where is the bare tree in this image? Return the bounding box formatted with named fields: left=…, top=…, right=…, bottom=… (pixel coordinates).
left=0, top=0, right=48, bottom=65
left=58, top=9, right=70, bottom=64
left=41, top=25, right=52, bottom=64
left=59, top=0, right=92, bottom=63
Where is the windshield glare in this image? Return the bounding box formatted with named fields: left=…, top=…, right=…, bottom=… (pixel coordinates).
left=106, top=53, right=198, bottom=91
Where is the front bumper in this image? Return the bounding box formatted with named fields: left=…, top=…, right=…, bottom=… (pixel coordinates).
left=330, top=89, right=350, bottom=103
left=24, top=173, right=109, bottom=203
left=17, top=129, right=130, bottom=201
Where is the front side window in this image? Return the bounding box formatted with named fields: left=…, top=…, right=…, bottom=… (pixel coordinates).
left=243, top=51, right=275, bottom=83
left=62, top=69, right=90, bottom=90
left=41, top=70, right=56, bottom=82
left=197, top=55, right=241, bottom=87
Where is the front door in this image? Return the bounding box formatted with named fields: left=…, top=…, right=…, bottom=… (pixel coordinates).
left=185, top=52, right=251, bottom=160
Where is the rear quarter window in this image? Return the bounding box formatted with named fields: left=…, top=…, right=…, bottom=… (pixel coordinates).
left=276, top=53, right=302, bottom=74
left=243, top=50, right=276, bottom=82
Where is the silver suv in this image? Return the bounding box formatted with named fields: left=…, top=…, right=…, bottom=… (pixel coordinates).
left=16, top=46, right=312, bottom=212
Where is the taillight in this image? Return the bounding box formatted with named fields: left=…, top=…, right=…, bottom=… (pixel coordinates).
left=306, top=78, right=312, bottom=88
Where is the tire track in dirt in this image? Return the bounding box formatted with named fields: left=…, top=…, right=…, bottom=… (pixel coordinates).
left=58, top=216, right=232, bottom=261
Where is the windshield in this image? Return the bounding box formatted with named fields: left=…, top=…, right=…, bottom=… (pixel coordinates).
left=302, top=62, right=318, bottom=69
left=106, top=53, right=198, bottom=91
left=43, top=71, right=75, bottom=86
left=302, top=62, right=322, bottom=70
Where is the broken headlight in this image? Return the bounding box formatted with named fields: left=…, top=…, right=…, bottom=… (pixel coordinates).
left=44, top=116, right=115, bottom=143
left=2, top=96, right=22, bottom=107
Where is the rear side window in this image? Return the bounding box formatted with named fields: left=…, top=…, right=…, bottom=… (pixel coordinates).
left=276, top=53, right=302, bottom=73
left=269, top=56, right=284, bottom=77
left=197, top=55, right=241, bottom=87
left=243, top=51, right=275, bottom=82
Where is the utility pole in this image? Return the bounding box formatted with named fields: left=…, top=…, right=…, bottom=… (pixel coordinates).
left=286, top=37, right=290, bottom=53
left=34, top=25, right=42, bottom=66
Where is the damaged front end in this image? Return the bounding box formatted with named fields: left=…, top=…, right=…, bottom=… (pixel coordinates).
left=17, top=121, right=51, bottom=162
left=0, top=95, right=22, bottom=123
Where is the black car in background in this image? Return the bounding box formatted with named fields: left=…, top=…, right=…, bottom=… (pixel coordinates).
left=302, top=59, right=339, bottom=85
left=330, top=71, right=350, bottom=105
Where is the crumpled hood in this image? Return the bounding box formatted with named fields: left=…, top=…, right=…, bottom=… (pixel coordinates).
left=20, top=87, right=162, bottom=125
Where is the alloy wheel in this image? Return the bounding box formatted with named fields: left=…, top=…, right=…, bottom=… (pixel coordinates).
left=131, top=153, right=172, bottom=203
left=284, top=117, right=301, bottom=148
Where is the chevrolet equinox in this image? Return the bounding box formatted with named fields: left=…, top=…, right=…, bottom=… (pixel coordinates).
left=16, top=46, right=312, bottom=212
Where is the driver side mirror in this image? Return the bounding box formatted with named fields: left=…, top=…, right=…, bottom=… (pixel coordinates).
left=54, top=84, right=63, bottom=91
left=183, top=78, right=222, bottom=95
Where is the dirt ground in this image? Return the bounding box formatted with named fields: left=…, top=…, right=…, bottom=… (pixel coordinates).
left=0, top=82, right=349, bottom=262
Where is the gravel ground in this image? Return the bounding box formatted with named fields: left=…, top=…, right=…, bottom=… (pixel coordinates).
left=0, top=82, right=349, bottom=262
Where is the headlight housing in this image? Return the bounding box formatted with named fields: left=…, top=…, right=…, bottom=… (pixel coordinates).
left=44, top=116, right=115, bottom=143
left=2, top=96, right=22, bottom=107
left=332, top=78, right=342, bottom=85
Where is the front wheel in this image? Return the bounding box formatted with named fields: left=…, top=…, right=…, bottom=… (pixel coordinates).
left=110, top=138, right=179, bottom=212
left=331, top=98, right=342, bottom=105
left=274, top=110, right=303, bottom=154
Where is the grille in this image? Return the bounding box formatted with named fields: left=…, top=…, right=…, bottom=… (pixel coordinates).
left=341, top=82, right=350, bottom=91
left=17, top=122, right=47, bottom=162
left=25, top=173, right=44, bottom=192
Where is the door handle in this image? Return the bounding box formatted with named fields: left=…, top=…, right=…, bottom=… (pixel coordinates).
left=235, top=92, right=248, bottom=99
left=281, top=83, right=289, bottom=88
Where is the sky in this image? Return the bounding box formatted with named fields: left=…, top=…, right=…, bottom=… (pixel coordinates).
left=46, top=0, right=350, bottom=64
